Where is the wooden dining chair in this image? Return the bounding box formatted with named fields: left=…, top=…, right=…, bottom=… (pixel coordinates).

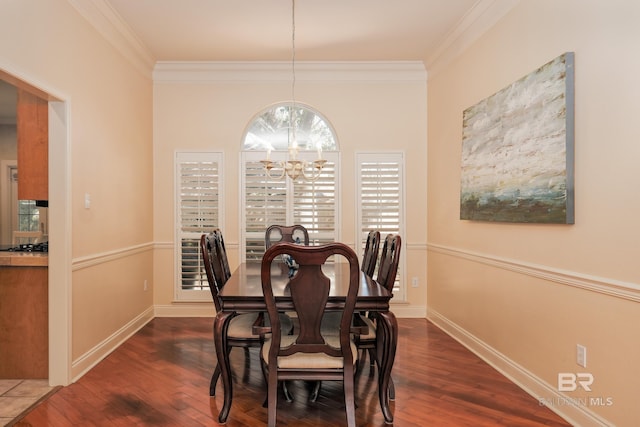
left=361, top=230, right=381, bottom=278
left=321, top=230, right=380, bottom=335
left=214, top=229, right=232, bottom=282
left=201, top=231, right=293, bottom=397
left=264, top=224, right=310, bottom=249
left=355, top=233, right=401, bottom=399
left=257, top=242, right=361, bottom=427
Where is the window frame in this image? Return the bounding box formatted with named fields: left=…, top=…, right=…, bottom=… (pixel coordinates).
left=174, top=151, right=224, bottom=301
left=355, top=152, right=406, bottom=301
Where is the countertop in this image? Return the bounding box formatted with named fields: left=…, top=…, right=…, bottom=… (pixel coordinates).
left=0, top=252, right=48, bottom=267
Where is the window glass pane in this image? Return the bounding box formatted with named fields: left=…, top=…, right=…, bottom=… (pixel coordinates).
left=243, top=103, right=337, bottom=152
left=17, top=200, right=40, bottom=231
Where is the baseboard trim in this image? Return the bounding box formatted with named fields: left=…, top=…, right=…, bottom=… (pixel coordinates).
left=427, top=309, right=613, bottom=427
left=390, top=304, right=426, bottom=318
left=154, top=303, right=216, bottom=317
left=71, top=307, right=154, bottom=382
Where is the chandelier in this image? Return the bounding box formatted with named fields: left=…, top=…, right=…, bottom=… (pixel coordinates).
left=261, top=0, right=326, bottom=182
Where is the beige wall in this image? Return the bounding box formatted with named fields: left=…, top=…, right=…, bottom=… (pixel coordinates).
left=0, top=0, right=154, bottom=382
left=427, top=1, right=640, bottom=425
left=152, top=65, right=428, bottom=316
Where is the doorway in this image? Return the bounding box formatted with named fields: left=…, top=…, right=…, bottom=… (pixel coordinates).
left=0, top=69, right=71, bottom=386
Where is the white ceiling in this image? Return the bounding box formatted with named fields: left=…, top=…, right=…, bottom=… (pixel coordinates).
left=106, top=0, right=479, bottom=62
left=1, top=0, right=518, bottom=122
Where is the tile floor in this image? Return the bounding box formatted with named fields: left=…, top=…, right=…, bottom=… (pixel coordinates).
left=0, top=380, right=55, bottom=426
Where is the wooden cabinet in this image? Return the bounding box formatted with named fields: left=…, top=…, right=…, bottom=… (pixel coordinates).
left=17, top=89, right=48, bottom=201
left=0, top=266, right=48, bottom=378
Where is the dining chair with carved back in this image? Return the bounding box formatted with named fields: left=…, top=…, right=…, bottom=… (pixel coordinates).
left=355, top=233, right=401, bottom=399
left=361, top=230, right=381, bottom=278
left=321, top=229, right=380, bottom=338
left=265, top=224, right=310, bottom=249
left=201, top=230, right=292, bottom=397
left=255, top=242, right=362, bottom=427
left=265, top=224, right=310, bottom=278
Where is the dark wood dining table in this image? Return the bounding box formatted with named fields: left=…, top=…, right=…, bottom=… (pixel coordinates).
left=213, top=261, right=398, bottom=424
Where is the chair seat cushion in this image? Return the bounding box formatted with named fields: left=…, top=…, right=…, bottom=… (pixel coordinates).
left=227, top=313, right=261, bottom=339
left=262, top=334, right=357, bottom=369
left=357, top=315, right=376, bottom=341
left=228, top=312, right=293, bottom=339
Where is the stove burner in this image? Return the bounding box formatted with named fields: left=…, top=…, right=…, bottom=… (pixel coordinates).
left=9, top=242, right=48, bottom=253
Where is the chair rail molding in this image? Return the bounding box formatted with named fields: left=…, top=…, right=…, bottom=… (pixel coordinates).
left=427, top=243, right=640, bottom=303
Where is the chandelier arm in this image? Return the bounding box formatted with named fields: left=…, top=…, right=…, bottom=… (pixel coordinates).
left=265, top=162, right=287, bottom=180
left=300, top=161, right=324, bottom=182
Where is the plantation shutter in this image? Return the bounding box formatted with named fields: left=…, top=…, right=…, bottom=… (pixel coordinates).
left=241, top=151, right=339, bottom=262
left=356, top=152, right=405, bottom=300
left=292, top=160, right=336, bottom=244
left=244, top=158, right=288, bottom=262
left=175, top=151, right=222, bottom=300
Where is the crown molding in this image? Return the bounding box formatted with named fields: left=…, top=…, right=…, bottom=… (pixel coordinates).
left=426, top=0, right=521, bottom=79
left=67, top=0, right=156, bottom=76
left=153, top=61, right=427, bottom=83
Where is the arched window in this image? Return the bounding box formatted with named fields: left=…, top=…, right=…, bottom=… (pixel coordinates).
left=241, top=103, right=340, bottom=261
left=243, top=103, right=338, bottom=152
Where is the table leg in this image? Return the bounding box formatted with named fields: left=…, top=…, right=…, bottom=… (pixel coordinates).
left=376, top=310, right=398, bottom=424
left=214, top=311, right=235, bottom=424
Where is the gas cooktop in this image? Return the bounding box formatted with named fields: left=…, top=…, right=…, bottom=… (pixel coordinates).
left=5, top=242, right=49, bottom=253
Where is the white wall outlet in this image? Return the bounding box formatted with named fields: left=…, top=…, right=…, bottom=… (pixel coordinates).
left=144, top=280, right=148, bottom=291
left=84, top=193, right=91, bottom=209
left=411, top=277, right=419, bottom=288
left=577, top=344, right=587, bottom=368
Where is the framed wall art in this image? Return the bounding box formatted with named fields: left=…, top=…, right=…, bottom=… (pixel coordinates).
left=460, top=52, right=575, bottom=224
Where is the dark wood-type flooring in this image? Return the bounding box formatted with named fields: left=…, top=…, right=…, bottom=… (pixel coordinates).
left=12, top=317, right=571, bottom=426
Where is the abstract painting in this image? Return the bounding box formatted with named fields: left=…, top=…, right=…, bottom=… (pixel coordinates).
left=460, top=52, right=575, bottom=224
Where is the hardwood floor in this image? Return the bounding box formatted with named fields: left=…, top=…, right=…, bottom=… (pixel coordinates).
left=12, top=317, right=571, bottom=426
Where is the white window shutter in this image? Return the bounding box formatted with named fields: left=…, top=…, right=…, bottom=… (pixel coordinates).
left=175, top=152, right=222, bottom=301
left=241, top=151, right=339, bottom=261
left=356, top=153, right=405, bottom=300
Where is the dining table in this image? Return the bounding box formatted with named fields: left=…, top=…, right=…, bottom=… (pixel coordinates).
left=213, top=260, right=398, bottom=424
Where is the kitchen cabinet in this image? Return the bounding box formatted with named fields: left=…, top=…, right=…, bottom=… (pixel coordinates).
left=17, top=88, right=48, bottom=201
left=0, top=265, right=48, bottom=378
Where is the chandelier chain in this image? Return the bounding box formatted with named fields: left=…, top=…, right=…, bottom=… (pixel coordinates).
left=291, top=0, right=296, bottom=108
left=260, top=0, right=326, bottom=182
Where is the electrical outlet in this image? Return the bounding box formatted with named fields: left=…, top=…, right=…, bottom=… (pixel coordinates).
left=577, top=344, right=587, bottom=368
left=411, top=277, right=419, bottom=288
left=144, top=280, right=148, bottom=291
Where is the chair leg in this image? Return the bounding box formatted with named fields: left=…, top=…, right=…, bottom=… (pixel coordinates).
left=267, top=371, right=278, bottom=427
left=388, top=376, right=396, bottom=401
left=283, top=381, right=293, bottom=402
left=209, top=364, right=220, bottom=396
left=241, top=347, right=252, bottom=383
left=310, top=381, right=321, bottom=402
left=368, top=348, right=376, bottom=366
left=211, top=345, right=234, bottom=396
left=343, top=366, right=357, bottom=427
